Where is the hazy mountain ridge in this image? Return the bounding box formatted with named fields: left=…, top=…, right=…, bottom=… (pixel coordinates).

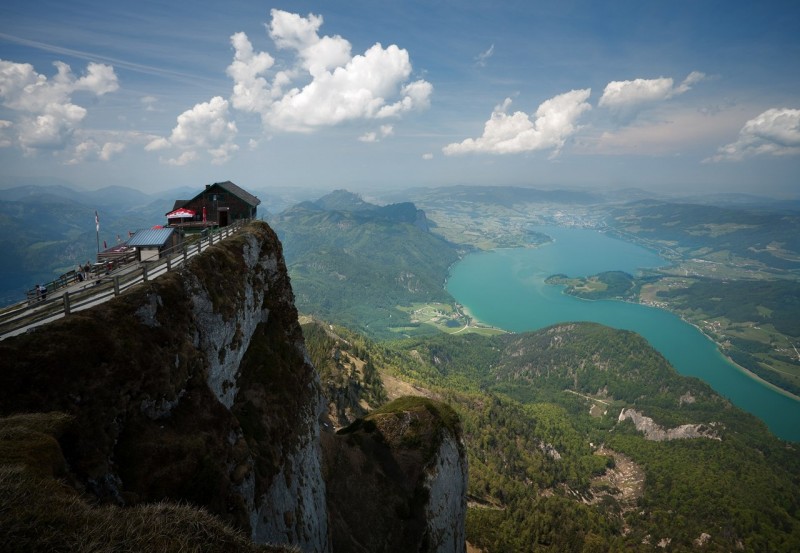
left=399, top=184, right=607, bottom=208
left=271, top=191, right=461, bottom=338
left=0, top=184, right=184, bottom=306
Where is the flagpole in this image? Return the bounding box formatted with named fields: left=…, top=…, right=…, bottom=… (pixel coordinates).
left=95, top=211, right=100, bottom=256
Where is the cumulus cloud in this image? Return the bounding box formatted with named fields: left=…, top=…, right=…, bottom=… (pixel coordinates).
left=226, top=9, right=432, bottom=132
left=599, top=71, right=705, bottom=110
left=145, top=96, right=238, bottom=165
left=707, top=108, right=800, bottom=161
left=0, top=59, right=118, bottom=154
left=67, top=139, right=125, bottom=164
left=358, top=124, right=394, bottom=143
left=443, top=89, right=592, bottom=156
left=227, top=31, right=275, bottom=114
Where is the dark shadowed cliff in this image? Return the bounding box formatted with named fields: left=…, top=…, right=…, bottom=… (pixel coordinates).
left=0, top=221, right=467, bottom=552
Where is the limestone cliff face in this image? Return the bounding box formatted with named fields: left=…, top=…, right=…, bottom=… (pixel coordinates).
left=323, top=397, right=467, bottom=553
left=423, top=432, right=468, bottom=552
left=0, top=221, right=329, bottom=552
left=618, top=408, right=721, bottom=441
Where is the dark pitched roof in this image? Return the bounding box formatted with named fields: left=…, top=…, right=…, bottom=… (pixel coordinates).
left=170, top=199, right=190, bottom=212
left=212, top=180, right=260, bottom=207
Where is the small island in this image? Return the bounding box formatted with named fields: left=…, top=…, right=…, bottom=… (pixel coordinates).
left=545, top=270, right=636, bottom=300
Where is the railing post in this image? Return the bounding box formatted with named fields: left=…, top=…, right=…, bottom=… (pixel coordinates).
left=63, top=292, right=71, bottom=315
left=114, top=276, right=120, bottom=296
left=142, top=265, right=148, bottom=282
left=167, top=257, right=172, bottom=271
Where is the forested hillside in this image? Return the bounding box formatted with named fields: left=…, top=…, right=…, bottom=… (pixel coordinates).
left=606, top=200, right=800, bottom=272
left=271, top=191, right=461, bottom=338
left=303, top=321, right=800, bottom=552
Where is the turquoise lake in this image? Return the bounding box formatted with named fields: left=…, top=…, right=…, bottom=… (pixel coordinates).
left=446, top=226, right=800, bottom=442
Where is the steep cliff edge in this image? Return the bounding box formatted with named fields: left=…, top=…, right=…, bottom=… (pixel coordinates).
left=0, top=221, right=328, bottom=551
left=323, top=397, right=467, bottom=553
left=0, top=412, right=288, bottom=552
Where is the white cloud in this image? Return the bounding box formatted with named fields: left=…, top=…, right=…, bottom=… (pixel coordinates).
left=422, top=152, right=433, bottom=160
left=227, top=31, right=275, bottom=114
left=0, top=59, right=118, bottom=154
left=599, top=71, right=705, bottom=109
left=0, top=119, right=13, bottom=147
left=73, top=62, right=119, bottom=95
left=269, top=10, right=352, bottom=77
left=707, top=108, right=800, bottom=161
left=67, top=139, right=125, bottom=164
left=443, top=89, right=592, bottom=156
left=475, top=44, right=494, bottom=67
left=141, top=95, right=158, bottom=111
left=226, top=9, right=432, bottom=133
left=358, top=124, right=394, bottom=143
left=144, top=136, right=170, bottom=151
left=146, top=96, right=238, bottom=165
left=166, top=151, right=197, bottom=167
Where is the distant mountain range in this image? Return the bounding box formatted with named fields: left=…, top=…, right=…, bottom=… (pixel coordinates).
left=2, top=182, right=797, bottom=308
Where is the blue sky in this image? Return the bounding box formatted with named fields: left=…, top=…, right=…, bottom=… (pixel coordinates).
left=1, top=0, right=798, bottom=197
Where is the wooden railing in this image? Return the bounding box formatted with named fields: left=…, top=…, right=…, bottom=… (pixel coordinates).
left=0, top=220, right=247, bottom=341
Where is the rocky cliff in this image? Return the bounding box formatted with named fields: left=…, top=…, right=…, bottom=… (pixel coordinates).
left=0, top=221, right=327, bottom=550
left=323, top=397, right=467, bottom=553
left=0, top=221, right=467, bottom=552
left=618, top=408, right=722, bottom=441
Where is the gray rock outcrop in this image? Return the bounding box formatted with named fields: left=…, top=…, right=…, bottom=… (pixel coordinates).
left=619, top=408, right=721, bottom=441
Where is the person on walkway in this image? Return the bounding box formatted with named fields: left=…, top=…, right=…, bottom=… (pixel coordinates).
left=38, top=284, right=47, bottom=301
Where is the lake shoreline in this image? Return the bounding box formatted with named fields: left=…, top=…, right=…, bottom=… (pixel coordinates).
left=446, top=229, right=800, bottom=442
left=549, top=277, right=800, bottom=404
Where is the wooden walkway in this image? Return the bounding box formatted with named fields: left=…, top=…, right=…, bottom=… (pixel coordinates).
left=0, top=222, right=245, bottom=341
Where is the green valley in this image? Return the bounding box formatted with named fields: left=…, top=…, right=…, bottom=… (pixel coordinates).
left=302, top=319, right=800, bottom=552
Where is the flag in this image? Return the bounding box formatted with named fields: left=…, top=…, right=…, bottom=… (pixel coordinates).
left=103, top=240, right=107, bottom=249
left=95, top=211, right=99, bottom=232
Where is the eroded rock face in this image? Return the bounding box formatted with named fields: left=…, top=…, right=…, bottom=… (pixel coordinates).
left=619, top=408, right=721, bottom=441
left=0, top=221, right=329, bottom=552
left=323, top=397, right=467, bottom=553
left=424, top=432, right=468, bottom=552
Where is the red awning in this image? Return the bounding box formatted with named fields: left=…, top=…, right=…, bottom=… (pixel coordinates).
left=166, top=207, right=196, bottom=219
